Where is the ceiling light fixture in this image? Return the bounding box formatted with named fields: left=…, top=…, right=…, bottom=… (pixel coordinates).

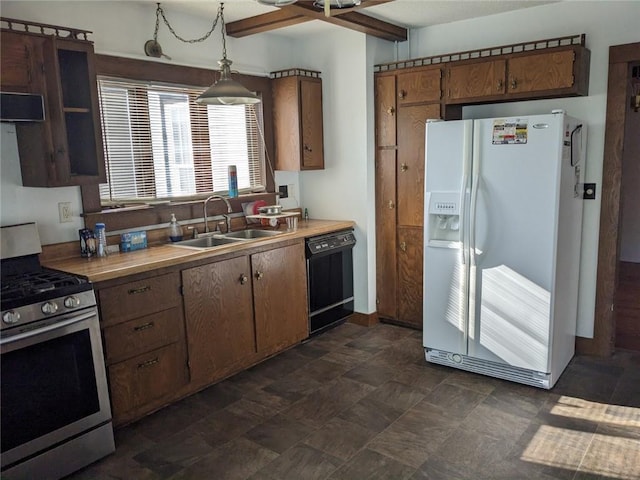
left=256, top=0, right=298, bottom=6
left=144, top=2, right=260, bottom=105
left=313, top=0, right=362, bottom=9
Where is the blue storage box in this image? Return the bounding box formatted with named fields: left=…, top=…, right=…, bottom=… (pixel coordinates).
left=120, top=231, right=147, bottom=252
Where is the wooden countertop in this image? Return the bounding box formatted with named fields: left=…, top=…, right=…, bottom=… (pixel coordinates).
left=42, top=219, right=355, bottom=284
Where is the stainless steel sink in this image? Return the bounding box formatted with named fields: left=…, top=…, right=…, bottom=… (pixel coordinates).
left=170, top=235, right=245, bottom=249
left=223, top=229, right=283, bottom=239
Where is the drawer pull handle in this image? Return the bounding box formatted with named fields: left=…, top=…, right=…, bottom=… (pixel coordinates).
left=510, top=78, right=518, bottom=89
left=255, top=271, right=264, bottom=280
left=399, top=241, right=407, bottom=252
left=128, top=286, right=151, bottom=295
left=400, top=163, right=408, bottom=172
left=133, top=321, right=154, bottom=332
left=497, top=79, right=503, bottom=91
left=386, top=106, right=395, bottom=115
left=240, top=274, right=248, bottom=285
left=137, top=357, right=159, bottom=369
left=387, top=200, right=395, bottom=210
left=398, top=89, right=406, bottom=99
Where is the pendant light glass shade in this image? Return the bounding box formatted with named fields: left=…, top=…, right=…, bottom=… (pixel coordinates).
left=313, top=0, right=360, bottom=7
left=196, top=58, right=261, bottom=105
left=257, top=0, right=298, bottom=5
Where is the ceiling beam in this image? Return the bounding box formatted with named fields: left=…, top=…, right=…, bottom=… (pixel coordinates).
left=226, top=0, right=407, bottom=43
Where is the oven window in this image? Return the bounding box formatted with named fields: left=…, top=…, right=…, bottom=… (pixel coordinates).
left=1, top=330, right=100, bottom=453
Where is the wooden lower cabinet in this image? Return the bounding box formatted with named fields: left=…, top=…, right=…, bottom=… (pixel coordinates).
left=182, top=255, right=256, bottom=386
left=98, top=271, right=188, bottom=426
left=182, top=242, right=308, bottom=388
left=252, top=242, right=308, bottom=357
left=397, top=227, right=424, bottom=328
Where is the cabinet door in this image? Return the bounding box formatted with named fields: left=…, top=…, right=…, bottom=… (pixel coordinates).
left=301, top=78, right=324, bottom=170
left=375, top=149, right=397, bottom=319
left=397, top=226, right=423, bottom=328
left=447, top=60, right=506, bottom=102
left=375, top=74, right=397, bottom=147
left=253, top=243, right=308, bottom=356
left=397, top=69, right=442, bottom=105
left=0, top=32, right=46, bottom=93
left=508, top=50, right=576, bottom=94
left=397, top=103, right=440, bottom=227
left=182, top=256, right=255, bottom=384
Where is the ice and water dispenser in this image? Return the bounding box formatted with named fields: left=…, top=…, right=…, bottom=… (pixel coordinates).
left=426, top=192, right=461, bottom=244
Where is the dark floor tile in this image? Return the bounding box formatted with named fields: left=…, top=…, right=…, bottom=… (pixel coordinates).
left=342, top=362, right=397, bottom=387
left=303, top=417, right=377, bottom=460
left=186, top=405, right=265, bottom=448
left=167, top=437, right=278, bottom=480
left=70, top=456, right=162, bottom=480
left=345, top=331, right=395, bottom=353
left=290, top=358, right=350, bottom=384
left=422, top=382, right=487, bottom=421
left=243, top=414, right=314, bottom=453
left=224, top=397, right=282, bottom=420
left=293, top=341, right=330, bottom=359
left=391, top=361, right=452, bottom=391
left=254, top=444, right=342, bottom=480
left=338, top=396, right=405, bottom=433
left=552, top=364, right=621, bottom=404
left=443, top=369, right=502, bottom=395
left=411, top=458, right=478, bottom=480
left=367, top=403, right=460, bottom=468
left=577, top=428, right=640, bottom=480
left=321, top=343, right=377, bottom=367
left=192, top=380, right=244, bottom=411
left=130, top=399, right=213, bottom=443
left=461, top=401, right=532, bottom=442
left=366, top=380, right=426, bottom=411
left=239, top=384, right=298, bottom=414
left=262, top=369, right=323, bottom=402
left=248, top=348, right=308, bottom=379
left=432, top=428, right=515, bottom=474
left=535, top=395, right=600, bottom=434
left=133, top=429, right=213, bottom=478
left=369, top=323, right=415, bottom=342
left=226, top=368, right=275, bottom=392
left=284, top=377, right=375, bottom=428
left=482, top=381, right=549, bottom=420
left=329, top=449, right=416, bottom=480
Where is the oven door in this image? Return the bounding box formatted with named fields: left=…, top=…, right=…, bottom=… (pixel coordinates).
left=0, top=308, right=112, bottom=470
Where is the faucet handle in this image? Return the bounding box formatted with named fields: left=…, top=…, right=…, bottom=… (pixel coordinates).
left=187, top=226, right=199, bottom=239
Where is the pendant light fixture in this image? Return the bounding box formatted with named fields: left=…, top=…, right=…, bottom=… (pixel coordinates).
left=197, top=3, right=261, bottom=105
left=144, top=2, right=260, bottom=105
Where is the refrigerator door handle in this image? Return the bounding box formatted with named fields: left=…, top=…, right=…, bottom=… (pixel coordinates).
left=469, top=128, right=481, bottom=265
left=461, top=121, right=473, bottom=266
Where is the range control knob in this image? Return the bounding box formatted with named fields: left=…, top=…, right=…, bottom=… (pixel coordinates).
left=3, top=311, right=20, bottom=325
left=64, top=296, right=81, bottom=309
left=41, top=301, right=59, bottom=315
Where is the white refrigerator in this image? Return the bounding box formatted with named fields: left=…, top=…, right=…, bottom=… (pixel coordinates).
left=422, top=112, right=586, bottom=389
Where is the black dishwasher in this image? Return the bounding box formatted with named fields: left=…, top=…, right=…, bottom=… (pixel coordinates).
left=305, top=229, right=356, bottom=336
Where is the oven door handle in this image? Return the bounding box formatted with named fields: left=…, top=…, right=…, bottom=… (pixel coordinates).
left=0, top=310, right=96, bottom=345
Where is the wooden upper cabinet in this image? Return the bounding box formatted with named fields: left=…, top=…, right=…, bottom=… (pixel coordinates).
left=397, top=69, right=442, bottom=105
left=1, top=25, right=106, bottom=187
left=507, top=49, right=577, bottom=94
left=272, top=72, right=324, bottom=171
left=0, top=31, right=45, bottom=93
left=446, top=46, right=590, bottom=104
left=397, top=103, right=440, bottom=227
left=375, top=74, right=396, bottom=147
left=447, top=59, right=507, bottom=103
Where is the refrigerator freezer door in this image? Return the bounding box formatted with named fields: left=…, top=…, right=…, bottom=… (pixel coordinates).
left=468, top=114, right=562, bottom=372
left=423, top=120, right=472, bottom=354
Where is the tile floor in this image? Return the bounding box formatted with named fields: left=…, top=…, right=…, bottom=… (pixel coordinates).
left=69, top=322, right=640, bottom=480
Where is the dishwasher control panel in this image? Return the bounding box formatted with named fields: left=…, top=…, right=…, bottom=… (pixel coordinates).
left=305, top=230, right=356, bottom=257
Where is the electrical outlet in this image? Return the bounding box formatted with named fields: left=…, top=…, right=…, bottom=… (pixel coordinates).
left=278, top=185, right=289, bottom=198
left=58, top=202, right=73, bottom=223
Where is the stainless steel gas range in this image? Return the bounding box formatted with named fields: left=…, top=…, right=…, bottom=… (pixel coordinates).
left=1, top=223, right=114, bottom=480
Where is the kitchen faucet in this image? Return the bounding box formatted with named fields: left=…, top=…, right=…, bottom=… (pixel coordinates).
left=203, top=195, right=232, bottom=234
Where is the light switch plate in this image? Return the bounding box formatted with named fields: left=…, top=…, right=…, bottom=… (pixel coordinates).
left=58, top=202, right=73, bottom=223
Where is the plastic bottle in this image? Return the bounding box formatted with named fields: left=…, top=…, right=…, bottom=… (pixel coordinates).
left=95, top=223, right=108, bottom=257
left=168, top=213, right=183, bottom=242
left=228, top=165, right=238, bottom=198
left=304, top=208, right=309, bottom=221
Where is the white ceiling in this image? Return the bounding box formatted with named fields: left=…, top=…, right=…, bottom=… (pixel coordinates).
left=148, top=0, right=557, bottom=38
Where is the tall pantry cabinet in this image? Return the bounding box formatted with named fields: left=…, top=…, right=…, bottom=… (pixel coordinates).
left=374, top=66, right=446, bottom=329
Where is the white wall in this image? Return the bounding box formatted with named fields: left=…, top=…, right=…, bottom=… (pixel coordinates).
left=402, top=1, right=640, bottom=337
left=0, top=0, right=293, bottom=244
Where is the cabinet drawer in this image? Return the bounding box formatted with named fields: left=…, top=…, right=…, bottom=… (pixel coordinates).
left=108, top=342, right=187, bottom=418
left=99, top=272, right=181, bottom=326
left=103, top=307, right=183, bottom=364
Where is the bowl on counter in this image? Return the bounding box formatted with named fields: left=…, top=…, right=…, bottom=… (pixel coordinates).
left=258, top=205, right=283, bottom=215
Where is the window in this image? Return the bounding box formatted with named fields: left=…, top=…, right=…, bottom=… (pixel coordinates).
left=97, top=77, right=266, bottom=204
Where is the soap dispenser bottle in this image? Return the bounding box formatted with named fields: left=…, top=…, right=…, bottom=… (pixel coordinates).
left=168, top=213, right=183, bottom=242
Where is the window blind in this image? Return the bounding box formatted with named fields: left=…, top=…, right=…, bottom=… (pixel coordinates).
left=97, top=76, right=265, bottom=204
